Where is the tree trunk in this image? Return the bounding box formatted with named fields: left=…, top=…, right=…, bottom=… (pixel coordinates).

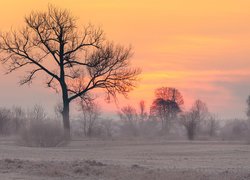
left=62, top=99, right=70, bottom=140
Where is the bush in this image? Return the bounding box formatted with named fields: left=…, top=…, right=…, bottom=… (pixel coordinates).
left=19, top=119, right=65, bottom=147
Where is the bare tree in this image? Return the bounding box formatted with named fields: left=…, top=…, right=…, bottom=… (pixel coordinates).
left=0, top=5, right=140, bottom=138
left=150, top=87, right=183, bottom=134
left=79, top=100, right=100, bottom=137
left=119, top=105, right=138, bottom=136
left=180, top=99, right=208, bottom=140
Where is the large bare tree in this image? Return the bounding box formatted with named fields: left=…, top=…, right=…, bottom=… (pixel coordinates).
left=0, top=6, right=140, bottom=138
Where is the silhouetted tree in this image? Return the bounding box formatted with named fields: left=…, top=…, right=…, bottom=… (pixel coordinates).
left=180, top=99, right=208, bottom=140
left=150, top=87, right=183, bottom=133
left=0, top=6, right=140, bottom=138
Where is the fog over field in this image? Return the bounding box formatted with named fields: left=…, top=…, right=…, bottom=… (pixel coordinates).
left=1, top=1, right=250, bottom=180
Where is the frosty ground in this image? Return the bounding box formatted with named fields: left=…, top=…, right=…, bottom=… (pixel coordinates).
left=1, top=137, right=250, bottom=180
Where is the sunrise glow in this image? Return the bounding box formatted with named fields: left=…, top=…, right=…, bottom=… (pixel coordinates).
left=0, top=0, right=250, bottom=119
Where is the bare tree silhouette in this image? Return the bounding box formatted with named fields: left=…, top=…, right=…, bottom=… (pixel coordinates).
left=0, top=5, right=140, bottom=139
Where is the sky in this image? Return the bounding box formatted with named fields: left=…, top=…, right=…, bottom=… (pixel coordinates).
left=0, top=0, right=250, bottom=119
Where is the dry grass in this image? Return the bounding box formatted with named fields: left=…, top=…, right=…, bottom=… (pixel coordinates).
left=1, top=138, right=250, bottom=179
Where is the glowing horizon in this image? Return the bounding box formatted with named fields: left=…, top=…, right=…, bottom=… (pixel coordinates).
left=0, top=0, right=250, bottom=119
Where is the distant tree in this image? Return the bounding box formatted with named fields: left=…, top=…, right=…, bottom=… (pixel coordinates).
left=119, top=105, right=138, bottom=136
left=79, top=101, right=100, bottom=137
left=150, top=87, right=183, bottom=133
left=180, top=99, right=208, bottom=140
left=0, top=5, right=140, bottom=139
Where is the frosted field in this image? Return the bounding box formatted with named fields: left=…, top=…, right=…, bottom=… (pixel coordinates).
left=1, top=137, right=250, bottom=180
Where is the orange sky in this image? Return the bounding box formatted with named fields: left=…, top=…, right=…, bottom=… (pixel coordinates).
left=0, top=0, right=250, bottom=119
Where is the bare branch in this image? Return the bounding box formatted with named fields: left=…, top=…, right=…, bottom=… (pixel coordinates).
left=68, top=43, right=140, bottom=102
left=19, top=68, right=42, bottom=85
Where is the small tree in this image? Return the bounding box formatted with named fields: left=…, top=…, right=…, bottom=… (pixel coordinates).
left=0, top=5, right=140, bottom=138
left=180, top=99, right=208, bottom=140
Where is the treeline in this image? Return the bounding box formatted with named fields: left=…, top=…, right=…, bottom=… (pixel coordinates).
left=1, top=87, right=250, bottom=146
left=71, top=87, right=250, bottom=141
